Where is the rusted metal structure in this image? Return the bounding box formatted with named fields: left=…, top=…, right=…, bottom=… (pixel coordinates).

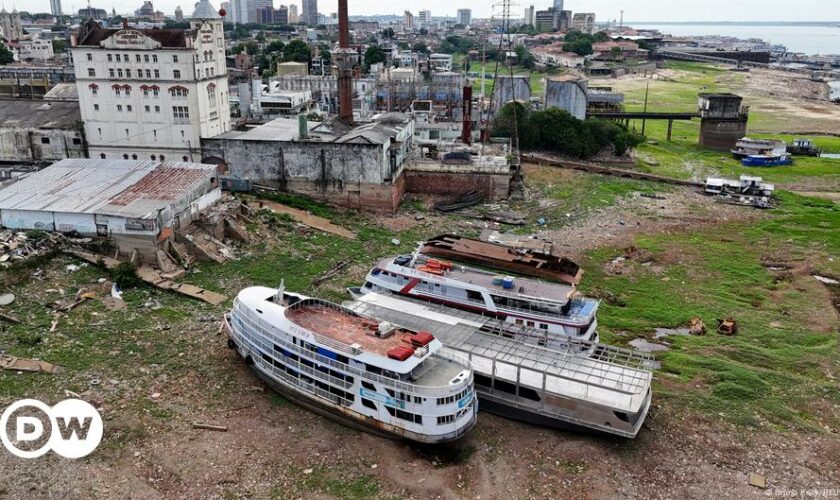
left=420, top=234, right=583, bottom=285
left=461, top=84, right=472, bottom=144
left=334, top=0, right=354, bottom=123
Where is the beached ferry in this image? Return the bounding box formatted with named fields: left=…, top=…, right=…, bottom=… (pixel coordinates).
left=224, top=285, right=477, bottom=444
left=359, top=251, right=600, bottom=343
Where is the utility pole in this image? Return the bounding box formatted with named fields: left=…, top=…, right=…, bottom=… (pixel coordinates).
left=642, top=79, right=649, bottom=136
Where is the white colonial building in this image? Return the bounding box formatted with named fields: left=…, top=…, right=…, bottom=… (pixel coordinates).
left=70, top=0, right=231, bottom=162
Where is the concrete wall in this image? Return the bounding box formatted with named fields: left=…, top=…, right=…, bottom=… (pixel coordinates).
left=544, top=80, right=588, bottom=120
left=493, top=76, right=531, bottom=113
left=201, top=138, right=404, bottom=211
left=0, top=127, right=87, bottom=164
left=699, top=117, right=748, bottom=152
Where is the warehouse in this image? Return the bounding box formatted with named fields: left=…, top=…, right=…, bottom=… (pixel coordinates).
left=0, top=159, right=221, bottom=261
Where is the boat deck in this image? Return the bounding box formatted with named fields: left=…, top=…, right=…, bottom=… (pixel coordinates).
left=381, top=257, right=575, bottom=303
left=346, top=292, right=654, bottom=412
left=286, top=303, right=412, bottom=357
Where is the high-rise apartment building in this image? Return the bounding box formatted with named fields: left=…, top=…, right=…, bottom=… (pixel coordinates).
left=301, top=0, right=317, bottom=25
left=456, top=8, right=470, bottom=27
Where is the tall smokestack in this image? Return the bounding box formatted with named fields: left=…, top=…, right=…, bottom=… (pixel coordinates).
left=336, top=0, right=353, bottom=123
left=461, top=85, right=472, bottom=145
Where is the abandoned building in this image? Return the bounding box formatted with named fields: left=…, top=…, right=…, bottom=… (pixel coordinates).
left=0, top=158, right=222, bottom=261
left=201, top=113, right=415, bottom=211
left=698, top=93, right=749, bottom=152
left=0, top=99, right=88, bottom=165
left=492, top=75, right=532, bottom=114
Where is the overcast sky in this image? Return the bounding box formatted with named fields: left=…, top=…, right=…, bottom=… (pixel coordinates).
left=17, top=0, right=840, bottom=21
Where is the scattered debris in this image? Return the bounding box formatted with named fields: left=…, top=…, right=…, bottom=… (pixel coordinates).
left=111, top=283, right=124, bottom=300
left=717, top=318, right=739, bottom=336
left=653, top=327, right=690, bottom=339
left=391, top=238, right=400, bottom=245
left=748, top=472, right=767, bottom=489
left=0, top=293, right=15, bottom=306
left=65, top=264, right=80, bottom=272
left=689, top=317, right=707, bottom=335
left=312, top=259, right=351, bottom=287
left=67, top=250, right=227, bottom=305
left=434, top=190, right=484, bottom=212
left=0, top=230, right=63, bottom=267
left=0, top=355, right=61, bottom=373
left=192, top=422, right=229, bottom=432
left=0, top=311, right=20, bottom=324
left=813, top=274, right=840, bottom=285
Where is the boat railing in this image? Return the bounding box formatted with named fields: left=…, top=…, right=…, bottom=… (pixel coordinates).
left=233, top=303, right=472, bottom=397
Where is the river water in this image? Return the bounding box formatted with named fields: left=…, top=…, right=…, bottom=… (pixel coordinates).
left=631, top=23, right=840, bottom=56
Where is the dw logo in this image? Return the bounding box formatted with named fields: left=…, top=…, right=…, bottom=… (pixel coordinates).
left=0, top=399, right=103, bottom=459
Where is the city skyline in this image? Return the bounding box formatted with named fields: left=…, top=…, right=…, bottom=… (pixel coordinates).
left=10, top=0, right=840, bottom=22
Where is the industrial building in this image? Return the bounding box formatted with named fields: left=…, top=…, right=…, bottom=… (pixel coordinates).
left=201, top=113, right=415, bottom=211
left=0, top=99, right=87, bottom=165
left=698, top=93, right=749, bottom=152
left=69, top=1, right=232, bottom=161
left=544, top=77, right=587, bottom=119
left=492, top=75, right=531, bottom=113
left=0, top=159, right=221, bottom=261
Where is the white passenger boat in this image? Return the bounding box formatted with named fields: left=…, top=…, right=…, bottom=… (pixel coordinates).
left=360, top=251, right=600, bottom=343
left=347, top=291, right=654, bottom=439
left=224, top=284, right=478, bottom=444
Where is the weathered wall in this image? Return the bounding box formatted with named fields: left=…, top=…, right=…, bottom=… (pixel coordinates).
left=201, top=137, right=403, bottom=211
left=545, top=80, right=588, bottom=120
left=699, top=117, right=748, bottom=152
left=404, top=171, right=510, bottom=201
left=0, top=127, right=86, bottom=164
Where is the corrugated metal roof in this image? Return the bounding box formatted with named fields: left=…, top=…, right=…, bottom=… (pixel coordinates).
left=0, top=159, right=217, bottom=219
left=0, top=99, right=81, bottom=129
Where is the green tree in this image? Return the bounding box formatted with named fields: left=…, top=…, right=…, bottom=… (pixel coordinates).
left=609, top=46, right=623, bottom=60
left=364, top=45, right=386, bottom=68
left=51, top=39, right=68, bottom=53
left=265, top=39, right=285, bottom=53
left=412, top=42, right=429, bottom=54
left=563, top=38, right=593, bottom=56
left=492, top=103, right=644, bottom=159
left=282, top=39, right=311, bottom=63
left=514, top=45, right=534, bottom=69
left=0, top=44, right=13, bottom=65
left=317, top=42, right=332, bottom=66
left=380, top=27, right=395, bottom=39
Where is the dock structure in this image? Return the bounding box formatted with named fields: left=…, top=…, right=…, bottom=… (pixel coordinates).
left=346, top=292, right=654, bottom=438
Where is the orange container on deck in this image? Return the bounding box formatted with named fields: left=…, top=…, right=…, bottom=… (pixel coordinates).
left=387, top=346, right=415, bottom=361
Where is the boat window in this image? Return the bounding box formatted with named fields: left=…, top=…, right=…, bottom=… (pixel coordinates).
left=519, top=387, right=541, bottom=402
left=361, top=398, right=377, bottom=410
left=361, top=381, right=376, bottom=390
left=466, top=290, right=483, bottom=301
left=539, top=324, right=549, bottom=330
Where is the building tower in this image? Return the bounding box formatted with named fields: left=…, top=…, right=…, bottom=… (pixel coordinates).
left=50, top=0, right=63, bottom=16
left=71, top=0, right=231, bottom=161
left=0, top=8, right=23, bottom=41
left=456, top=8, right=470, bottom=26
left=288, top=3, right=298, bottom=22
left=301, top=0, right=317, bottom=25
left=333, top=0, right=355, bottom=122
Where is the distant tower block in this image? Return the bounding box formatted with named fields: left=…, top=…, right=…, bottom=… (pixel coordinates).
left=492, top=75, right=531, bottom=114
left=698, top=93, right=749, bottom=152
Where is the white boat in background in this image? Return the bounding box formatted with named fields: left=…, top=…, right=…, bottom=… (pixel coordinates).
left=225, top=284, right=477, bottom=444
left=360, top=250, right=600, bottom=344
